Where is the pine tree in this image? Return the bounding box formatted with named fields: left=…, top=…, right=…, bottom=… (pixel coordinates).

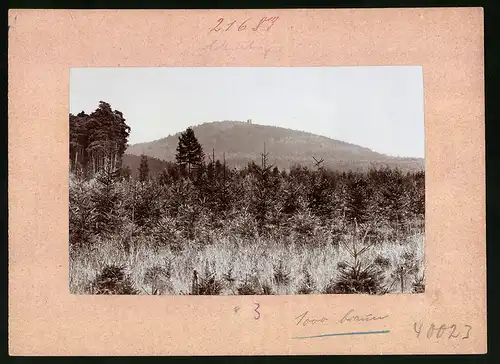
left=69, top=101, right=130, bottom=178
left=87, top=102, right=130, bottom=175
left=175, top=127, right=205, bottom=176
left=138, top=154, right=149, bottom=182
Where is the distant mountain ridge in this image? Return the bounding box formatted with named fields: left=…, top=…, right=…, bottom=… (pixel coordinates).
left=124, top=120, right=424, bottom=173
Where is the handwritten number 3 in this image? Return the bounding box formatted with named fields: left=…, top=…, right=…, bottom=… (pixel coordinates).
left=254, top=302, right=260, bottom=320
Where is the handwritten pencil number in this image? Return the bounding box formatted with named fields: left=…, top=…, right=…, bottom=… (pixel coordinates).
left=436, top=324, right=447, bottom=338
left=210, top=16, right=278, bottom=33
left=254, top=302, right=260, bottom=320
left=225, top=21, right=236, bottom=31
left=426, top=323, right=436, bottom=339
left=463, top=325, right=471, bottom=339
left=238, top=19, right=250, bottom=31
left=413, top=321, right=423, bottom=338
left=415, top=322, right=471, bottom=340
left=267, top=16, right=279, bottom=30
left=209, top=18, right=224, bottom=33
left=448, top=324, right=460, bottom=339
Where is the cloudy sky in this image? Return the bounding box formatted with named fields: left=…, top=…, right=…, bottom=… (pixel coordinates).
left=70, top=66, right=424, bottom=158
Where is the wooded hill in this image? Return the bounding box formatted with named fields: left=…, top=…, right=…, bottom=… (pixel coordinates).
left=125, top=120, right=424, bottom=176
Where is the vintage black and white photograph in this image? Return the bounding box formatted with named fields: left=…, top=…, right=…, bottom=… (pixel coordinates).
left=69, top=66, right=425, bottom=296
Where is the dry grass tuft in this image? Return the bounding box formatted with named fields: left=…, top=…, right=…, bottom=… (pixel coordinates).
left=91, top=265, right=137, bottom=295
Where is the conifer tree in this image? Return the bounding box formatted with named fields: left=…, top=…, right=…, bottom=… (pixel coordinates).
left=345, top=172, right=369, bottom=224
left=69, top=175, right=96, bottom=247
left=253, top=144, right=274, bottom=234
left=308, top=158, right=332, bottom=219
left=175, top=127, right=205, bottom=176
left=138, top=154, right=150, bottom=182
left=91, top=169, right=123, bottom=236
left=69, top=101, right=130, bottom=178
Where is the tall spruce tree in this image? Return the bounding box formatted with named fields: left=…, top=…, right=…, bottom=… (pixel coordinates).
left=138, top=154, right=150, bottom=182
left=175, top=127, right=205, bottom=176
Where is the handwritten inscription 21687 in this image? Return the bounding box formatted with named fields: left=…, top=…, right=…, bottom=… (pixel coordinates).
left=209, top=17, right=279, bottom=34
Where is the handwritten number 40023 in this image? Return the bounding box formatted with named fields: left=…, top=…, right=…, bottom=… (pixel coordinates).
left=209, top=17, right=279, bottom=33
left=413, top=321, right=471, bottom=339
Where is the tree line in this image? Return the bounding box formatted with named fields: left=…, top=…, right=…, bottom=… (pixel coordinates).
left=70, top=101, right=131, bottom=177
left=69, top=102, right=425, bottom=249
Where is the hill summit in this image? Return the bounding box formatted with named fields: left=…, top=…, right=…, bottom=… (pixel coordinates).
left=124, top=120, right=423, bottom=173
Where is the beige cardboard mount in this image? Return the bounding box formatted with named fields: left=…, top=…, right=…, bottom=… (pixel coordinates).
left=8, top=8, right=486, bottom=355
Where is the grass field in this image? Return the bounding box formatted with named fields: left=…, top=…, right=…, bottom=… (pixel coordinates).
left=69, top=226, right=424, bottom=295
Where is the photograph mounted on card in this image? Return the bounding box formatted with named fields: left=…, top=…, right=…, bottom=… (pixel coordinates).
left=8, top=8, right=486, bottom=355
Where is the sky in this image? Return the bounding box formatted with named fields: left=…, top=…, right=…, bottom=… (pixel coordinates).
left=70, top=66, right=424, bottom=158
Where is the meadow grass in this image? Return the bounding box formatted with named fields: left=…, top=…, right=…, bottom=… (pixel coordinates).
left=69, top=230, right=424, bottom=295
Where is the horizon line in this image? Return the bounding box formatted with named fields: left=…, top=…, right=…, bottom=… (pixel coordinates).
left=126, top=120, right=424, bottom=160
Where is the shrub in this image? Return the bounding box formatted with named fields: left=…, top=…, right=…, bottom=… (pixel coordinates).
left=391, top=251, right=420, bottom=293
left=69, top=176, right=96, bottom=248
left=325, top=220, right=386, bottom=294
left=236, top=272, right=272, bottom=295
left=273, top=260, right=291, bottom=286
left=90, top=171, right=125, bottom=236
left=288, top=199, right=319, bottom=239
left=325, top=261, right=385, bottom=294
left=143, top=263, right=172, bottom=295
left=297, top=269, right=315, bottom=294
left=237, top=280, right=259, bottom=295
left=222, top=267, right=236, bottom=292
left=151, top=215, right=183, bottom=251
left=412, top=274, right=425, bottom=293
left=227, top=210, right=258, bottom=239
left=92, top=265, right=137, bottom=295
left=191, top=263, right=224, bottom=295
